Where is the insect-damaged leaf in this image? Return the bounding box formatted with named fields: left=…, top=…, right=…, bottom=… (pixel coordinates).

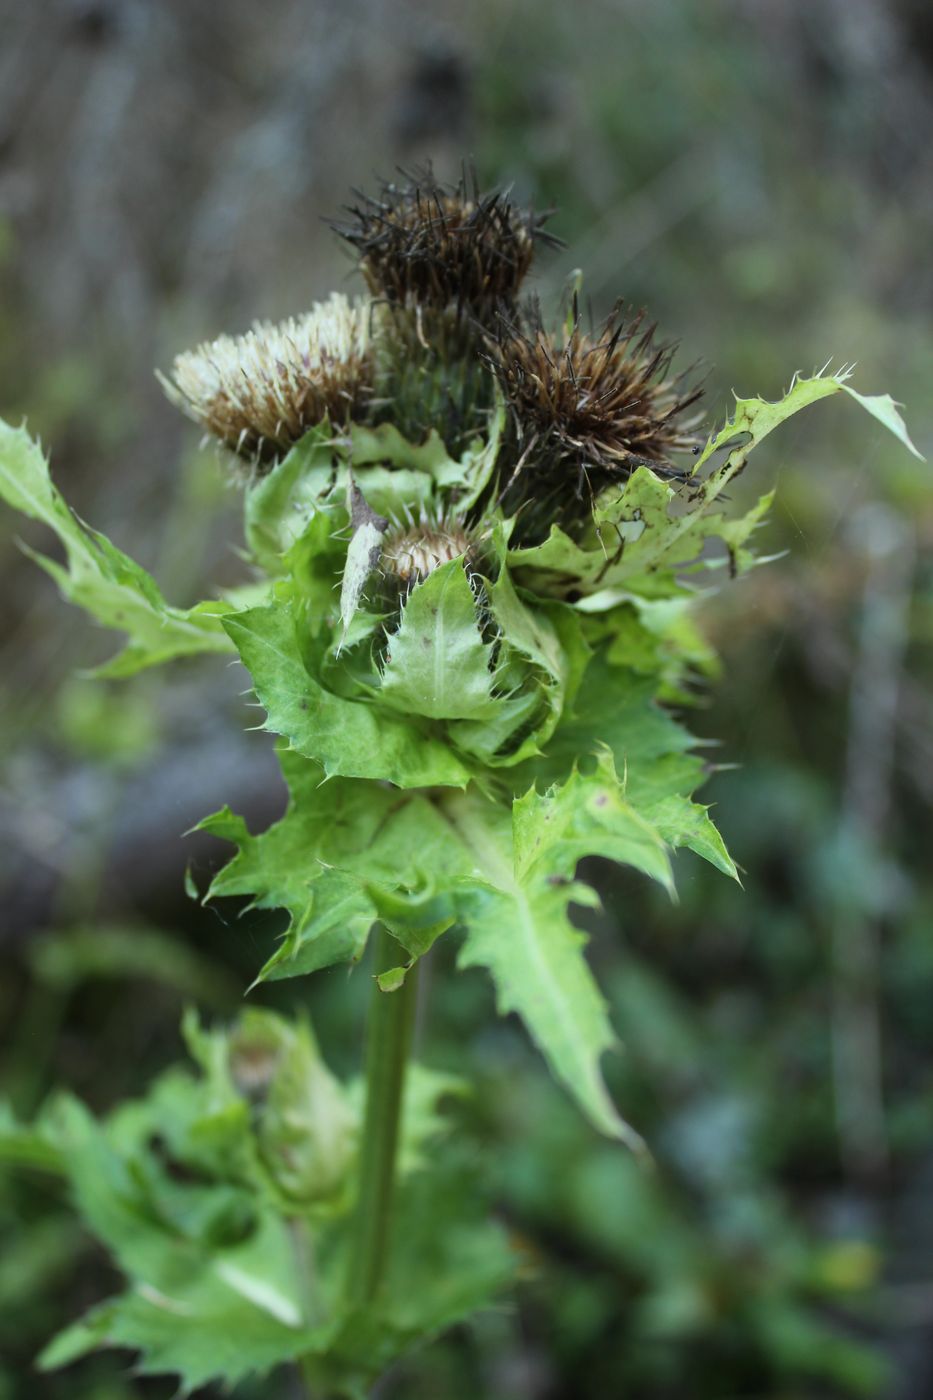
left=507, top=370, right=924, bottom=603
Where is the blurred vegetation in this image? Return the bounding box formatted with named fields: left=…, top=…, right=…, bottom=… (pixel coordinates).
left=1, top=0, right=931, bottom=1396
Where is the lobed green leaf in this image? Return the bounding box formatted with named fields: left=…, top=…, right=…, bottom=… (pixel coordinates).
left=222, top=602, right=471, bottom=788
left=0, top=420, right=235, bottom=674
left=379, top=559, right=503, bottom=722
left=508, top=371, right=922, bottom=603
left=440, top=759, right=678, bottom=1150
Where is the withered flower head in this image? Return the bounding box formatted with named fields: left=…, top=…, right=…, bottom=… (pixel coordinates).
left=159, top=293, right=373, bottom=468
left=489, top=301, right=704, bottom=531
left=335, top=167, right=558, bottom=323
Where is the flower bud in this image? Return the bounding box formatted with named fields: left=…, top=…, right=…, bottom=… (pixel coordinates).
left=334, top=169, right=559, bottom=446
left=336, top=167, right=555, bottom=324
left=381, top=517, right=475, bottom=588
left=229, top=1011, right=357, bottom=1206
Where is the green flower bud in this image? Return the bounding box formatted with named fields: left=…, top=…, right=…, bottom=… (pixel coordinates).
left=229, top=1011, right=357, bottom=1207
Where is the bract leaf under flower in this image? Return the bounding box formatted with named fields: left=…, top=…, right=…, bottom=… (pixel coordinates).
left=379, top=559, right=503, bottom=722
left=222, top=602, right=471, bottom=788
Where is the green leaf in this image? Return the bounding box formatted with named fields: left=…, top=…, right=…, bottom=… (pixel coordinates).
left=348, top=420, right=456, bottom=475
left=305, top=1152, right=515, bottom=1397
left=0, top=419, right=235, bottom=674
left=643, top=793, right=737, bottom=879
left=508, top=370, right=923, bottom=601
left=198, top=759, right=385, bottom=980
left=375, top=1152, right=516, bottom=1338
left=509, top=467, right=773, bottom=603
left=34, top=1015, right=503, bottom=1396
left=839, top=384, right=923, bottom=460
left=280, top=502, right=349, bottom=634
left=0, top=1100, right=66, bottom=1174
left=453, top=393, right=506, bottom=512
left=487, top=562, right=579, bottom=694
left=366, top=876, right=457, bottom=960
left=342, top=1062, right=468, bottom=1177
left=350, top=395, right=506, bottom=508
left=441, top=762, right=674, bottom=1148
left=38, top=1304, right=114, bottom=1372
left=376, top=965, right=408, bottom=992
left=199, top=750, right=475, bottom=982
left=244, top=423, right=340, bottom=573
left=512, top=751, right=674, bottom=892
left=40, top=1282, right=323, bottom=1393
left=596, top=591, right=719, bottom=701
left=534, top=650, right=735, bottom=877
left=224, top=1010, right=357, bottom=1205
left=222, top=601, right=471, bottom=787
left=32, top=1087, right=363, bottom=1390
left=245, top=413, right=504, bottom=581
left=379, top=559, right=503, bottom=722
left=451, top=559, right=590, bottom=760
left=531, top=653, right=697, bottom=789
left=42, top=1096, right=320, bottom=1334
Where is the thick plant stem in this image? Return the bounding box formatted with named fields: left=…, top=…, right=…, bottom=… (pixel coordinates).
left=346, top=927, right=418, bottom=1307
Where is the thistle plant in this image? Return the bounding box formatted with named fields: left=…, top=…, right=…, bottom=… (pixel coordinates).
left=0, top=167, right=921, bottom=1397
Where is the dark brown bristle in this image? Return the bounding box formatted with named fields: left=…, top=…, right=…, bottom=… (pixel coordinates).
left=333, top=165, right=560, bottom=323
left=488, top=301, right=705, bottom=534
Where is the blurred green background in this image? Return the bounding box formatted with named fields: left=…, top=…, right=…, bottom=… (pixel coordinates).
left=1, top=1, right=932, bottom=1395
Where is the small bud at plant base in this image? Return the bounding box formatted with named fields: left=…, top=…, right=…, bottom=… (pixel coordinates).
left=229, top=1010, right=357, bottom=1206
left=159, top=293, right=373, bottom=469
left=489, top=301, right=704, bottom=541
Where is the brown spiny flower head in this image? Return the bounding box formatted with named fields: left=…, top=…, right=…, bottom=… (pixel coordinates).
left=334, top=167, right=558, bottom=327
left=489, top=300, right=704, bottom=537
left=159, top=293, right=373, bottom=470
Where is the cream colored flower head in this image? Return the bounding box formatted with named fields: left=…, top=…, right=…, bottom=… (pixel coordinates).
left=160, top=293, right=373, bottom=468
left=382, top=516, right=474, bottom=587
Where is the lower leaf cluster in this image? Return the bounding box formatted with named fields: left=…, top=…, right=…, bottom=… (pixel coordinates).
left=5, top=1009, right=512, bottom=1397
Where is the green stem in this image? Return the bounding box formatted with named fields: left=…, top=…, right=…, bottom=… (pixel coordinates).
left=345, top=926, right=418, bottom=1307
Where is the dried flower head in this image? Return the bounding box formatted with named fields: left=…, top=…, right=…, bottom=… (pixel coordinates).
left=490, top=302, right=704, bottom=533
left=160, top=293, right=373, bottom=468
left=335, top=167, right=558, bottom=323
left=382, top=515, right=474, bottom=587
